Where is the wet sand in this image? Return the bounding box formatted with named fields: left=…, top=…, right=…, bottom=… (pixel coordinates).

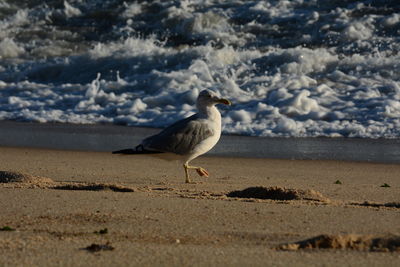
left=2, top=121, right=400, bottom=163
left=0, top=146, right=399, bottom=266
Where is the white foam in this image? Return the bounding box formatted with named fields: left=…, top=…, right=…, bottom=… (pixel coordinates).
left=280, top=90, right=327, bottom=118
left=229, top=109, right=253, bottom=124
left=382, top=13, right=400, bottom=27
left=64, top=1, right=82, bottom=18
left=0, top=0, right=399, bottom=138
left=0, top=38, right=25, bottom=58
left=89, top=37, right=169, bottom=59
left=275, top=118, right=300, bottom=134
left=123, top=2, right=142, bottom=18
left=342, top=20, right=374, bottom=41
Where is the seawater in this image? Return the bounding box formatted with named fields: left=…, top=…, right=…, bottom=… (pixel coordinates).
left=0, top=0, right=400, bottom=138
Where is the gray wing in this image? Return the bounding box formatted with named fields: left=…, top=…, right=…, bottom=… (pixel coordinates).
left=142, top=114, right=214, bottom=155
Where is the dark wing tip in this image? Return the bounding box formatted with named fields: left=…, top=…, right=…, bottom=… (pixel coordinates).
left=112, top=145, right=164, bottom=155
left=112, top=149, right=137, bottom=154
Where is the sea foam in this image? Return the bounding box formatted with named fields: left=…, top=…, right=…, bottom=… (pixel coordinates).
left=0, top=0, right=400, bottom=138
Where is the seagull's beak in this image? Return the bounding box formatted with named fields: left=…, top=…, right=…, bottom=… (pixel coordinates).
left=217, top=98, right=232, bottom=105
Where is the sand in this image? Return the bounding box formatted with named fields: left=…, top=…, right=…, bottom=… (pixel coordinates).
left=0, top=146, right=399, bottom=266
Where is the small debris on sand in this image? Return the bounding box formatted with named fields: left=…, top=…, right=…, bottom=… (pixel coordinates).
left=0, top=226, right=16, bottom=231
left=84, top=243, right=115, bottom=252
left=94, top=228, right=108, bottom=235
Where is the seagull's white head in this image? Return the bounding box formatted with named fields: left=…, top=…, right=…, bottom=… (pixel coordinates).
left=196, top=89, right=231, bottom=109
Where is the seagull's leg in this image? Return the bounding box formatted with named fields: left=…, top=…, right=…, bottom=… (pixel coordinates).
left=183, top=163, right=209, bottom=183
left=183, top=163, right=192, bottom=183
left=184, top=164, right=209, bottom=177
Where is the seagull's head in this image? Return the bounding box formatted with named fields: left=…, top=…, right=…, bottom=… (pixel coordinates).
left=197, top=90, right=231, bottom=108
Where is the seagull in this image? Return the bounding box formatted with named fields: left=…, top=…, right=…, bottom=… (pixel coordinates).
left=113, top=89, right=231, bottom=183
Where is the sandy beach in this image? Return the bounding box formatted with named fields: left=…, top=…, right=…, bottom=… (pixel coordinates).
left=0, top=146, right=399, bottom=266
left=2, top=1, right=400, bottom=266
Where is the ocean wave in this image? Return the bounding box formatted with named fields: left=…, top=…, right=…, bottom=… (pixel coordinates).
left=0, top=0, right=400, bottom=137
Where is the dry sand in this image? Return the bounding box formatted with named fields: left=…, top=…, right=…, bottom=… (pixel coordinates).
left=0, top=146, right=399, bottom=266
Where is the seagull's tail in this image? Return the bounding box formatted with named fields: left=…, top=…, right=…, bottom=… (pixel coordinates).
left=112, top=145, right=162, bottom=155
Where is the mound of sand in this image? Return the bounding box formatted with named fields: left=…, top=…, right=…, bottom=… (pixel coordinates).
left=279, top=234, right=400, bottom=252
left=0, top=170, right=134, bottom=192
left=0, top=171, right=54, bottom=184
left=226, top=186, right=329, bottom=202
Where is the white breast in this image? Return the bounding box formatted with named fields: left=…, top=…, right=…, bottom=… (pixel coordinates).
left=184, top=106, right=222, bottom=163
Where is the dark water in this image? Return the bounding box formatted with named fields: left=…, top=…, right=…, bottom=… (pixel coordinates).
left=1, top=121, right=399, bottom=163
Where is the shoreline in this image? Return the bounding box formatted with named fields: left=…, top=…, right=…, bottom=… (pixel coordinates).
left=1, top=121, right=400, bottom=163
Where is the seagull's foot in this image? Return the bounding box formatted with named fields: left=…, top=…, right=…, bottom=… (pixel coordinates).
left=185, top=177, right=201, bottom=184
left=185, top=180, right=202, bottom=184
left=196, top=167, right=209, bottom=177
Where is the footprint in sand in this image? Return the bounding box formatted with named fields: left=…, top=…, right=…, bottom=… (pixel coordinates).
left=226, top=186, right=330, bottom=202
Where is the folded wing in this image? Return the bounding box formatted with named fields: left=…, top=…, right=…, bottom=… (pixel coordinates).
left=142, top=114, right=214, bottom=155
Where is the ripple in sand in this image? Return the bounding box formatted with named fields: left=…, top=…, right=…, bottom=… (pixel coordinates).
left=54, top=183, right=134, bottom=192
left=226, top=186, right=329, bottom=202
left=0, top=171, right=54, bottom=184
left=353, top=201, right=400, bottom=209
left=279, top=234, right=400, bottom=252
